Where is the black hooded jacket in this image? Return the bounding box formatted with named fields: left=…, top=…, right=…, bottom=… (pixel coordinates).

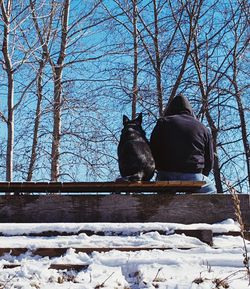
left=150, top=95, right=214, bottom=176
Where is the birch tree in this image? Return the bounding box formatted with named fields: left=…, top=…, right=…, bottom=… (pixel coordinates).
left=1, top=0, right=14, bottom=182
left=0, top=0, right=34, bottom=182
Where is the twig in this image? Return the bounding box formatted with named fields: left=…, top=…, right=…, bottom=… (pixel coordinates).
left=214, top=269, right=246, bottom=288
left=153, top=267, right=163, bottom=282
left=1, top=271, right=19, bottom=289
left=95, top=271, right=115, bottom=288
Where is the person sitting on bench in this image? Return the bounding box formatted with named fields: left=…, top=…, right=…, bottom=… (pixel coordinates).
left=150, top=94, right=216, bottom=193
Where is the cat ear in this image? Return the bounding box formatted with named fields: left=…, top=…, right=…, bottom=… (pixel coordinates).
left=136, top=112, right=142, bottom=124
left=123, top=115, right=130, bottom=125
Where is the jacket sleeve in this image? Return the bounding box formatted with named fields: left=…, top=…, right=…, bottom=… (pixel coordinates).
left=203, top=130, right=214, bottom=176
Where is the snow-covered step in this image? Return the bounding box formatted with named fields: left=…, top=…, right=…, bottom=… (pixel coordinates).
left=0, top=219, right=241, bottom=236
left=0, top=247, right=249, bottom=288
left=0, top=232, right=249, bottom=257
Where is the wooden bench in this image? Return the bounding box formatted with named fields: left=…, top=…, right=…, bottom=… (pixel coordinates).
left=0, top=181, right=249, bottom=226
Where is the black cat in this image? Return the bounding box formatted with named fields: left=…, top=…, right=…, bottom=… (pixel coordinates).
left=117, top=113, right=155, bottom=181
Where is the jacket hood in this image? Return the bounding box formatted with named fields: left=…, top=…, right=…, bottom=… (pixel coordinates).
left=164, top=94, right=193, bottom=116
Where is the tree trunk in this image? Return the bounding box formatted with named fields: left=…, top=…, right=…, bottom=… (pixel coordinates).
left=6, top=73, right=14, bottom=182
left=209, top=126, right=223, bottom=193
left=50, top=0, right=70, bottom=181
left=27, top=61, right=44, bottom=181
left=191, top=29, right=223, bottom=193
left=1, top=0, right=14, bottom=182
left=132, top=0, right=138, bottom=119
left=153, top=0, right=163, bottom=116
left=201, top=88, right=223, bottom=193
left=51, top=67, right=63, bottom=181
left=235, top=92, right=250, bottom=189
left=233, top=79, right=250, bottom=189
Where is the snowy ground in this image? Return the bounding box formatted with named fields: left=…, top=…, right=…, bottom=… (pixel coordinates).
left=0, top=219, right=249, bottom=289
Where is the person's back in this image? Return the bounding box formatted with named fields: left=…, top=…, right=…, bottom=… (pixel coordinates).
left=150, top=94, right=216, bottom=193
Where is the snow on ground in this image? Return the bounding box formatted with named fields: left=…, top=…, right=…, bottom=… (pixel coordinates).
left=0, top=219, right=249, bottom=289
left=0, top=218, right=240, bottom=236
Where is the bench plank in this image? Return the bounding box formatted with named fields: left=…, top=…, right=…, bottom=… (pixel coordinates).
left=0, top=194, right=249, bottom=226
left=0, top=181, right=205, bottom=193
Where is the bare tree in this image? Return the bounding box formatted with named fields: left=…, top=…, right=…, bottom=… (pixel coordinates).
left=191, top=38, right=223, bottom=192
left=132, top=0, right=138, bottom=119
left=223, top=0, right=250, bottom=189
left=29, top=0, right=109, bottom=181
left=50, top=0, right=70, bottom=181
left=29, top=0, right=70, bottom=181
left=1, top=0, right=14, bottom=182
left=167, top=0, right=204, bottom=106
left=1, top=0, right=33, bottom=182
left=188, top=0, right=250, bottom=192
left=101, top=0, right=140, bottom=119
left=136, top=0, right=166, bottom=116
left=26, top=57, right=46, bottom=181
left=25, top=1, right=56, bottom=181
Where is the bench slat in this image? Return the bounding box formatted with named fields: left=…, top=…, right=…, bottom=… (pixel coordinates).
left=0, top=181, right=205, bottom=193
left=0, top=194, right=249, bottom=225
